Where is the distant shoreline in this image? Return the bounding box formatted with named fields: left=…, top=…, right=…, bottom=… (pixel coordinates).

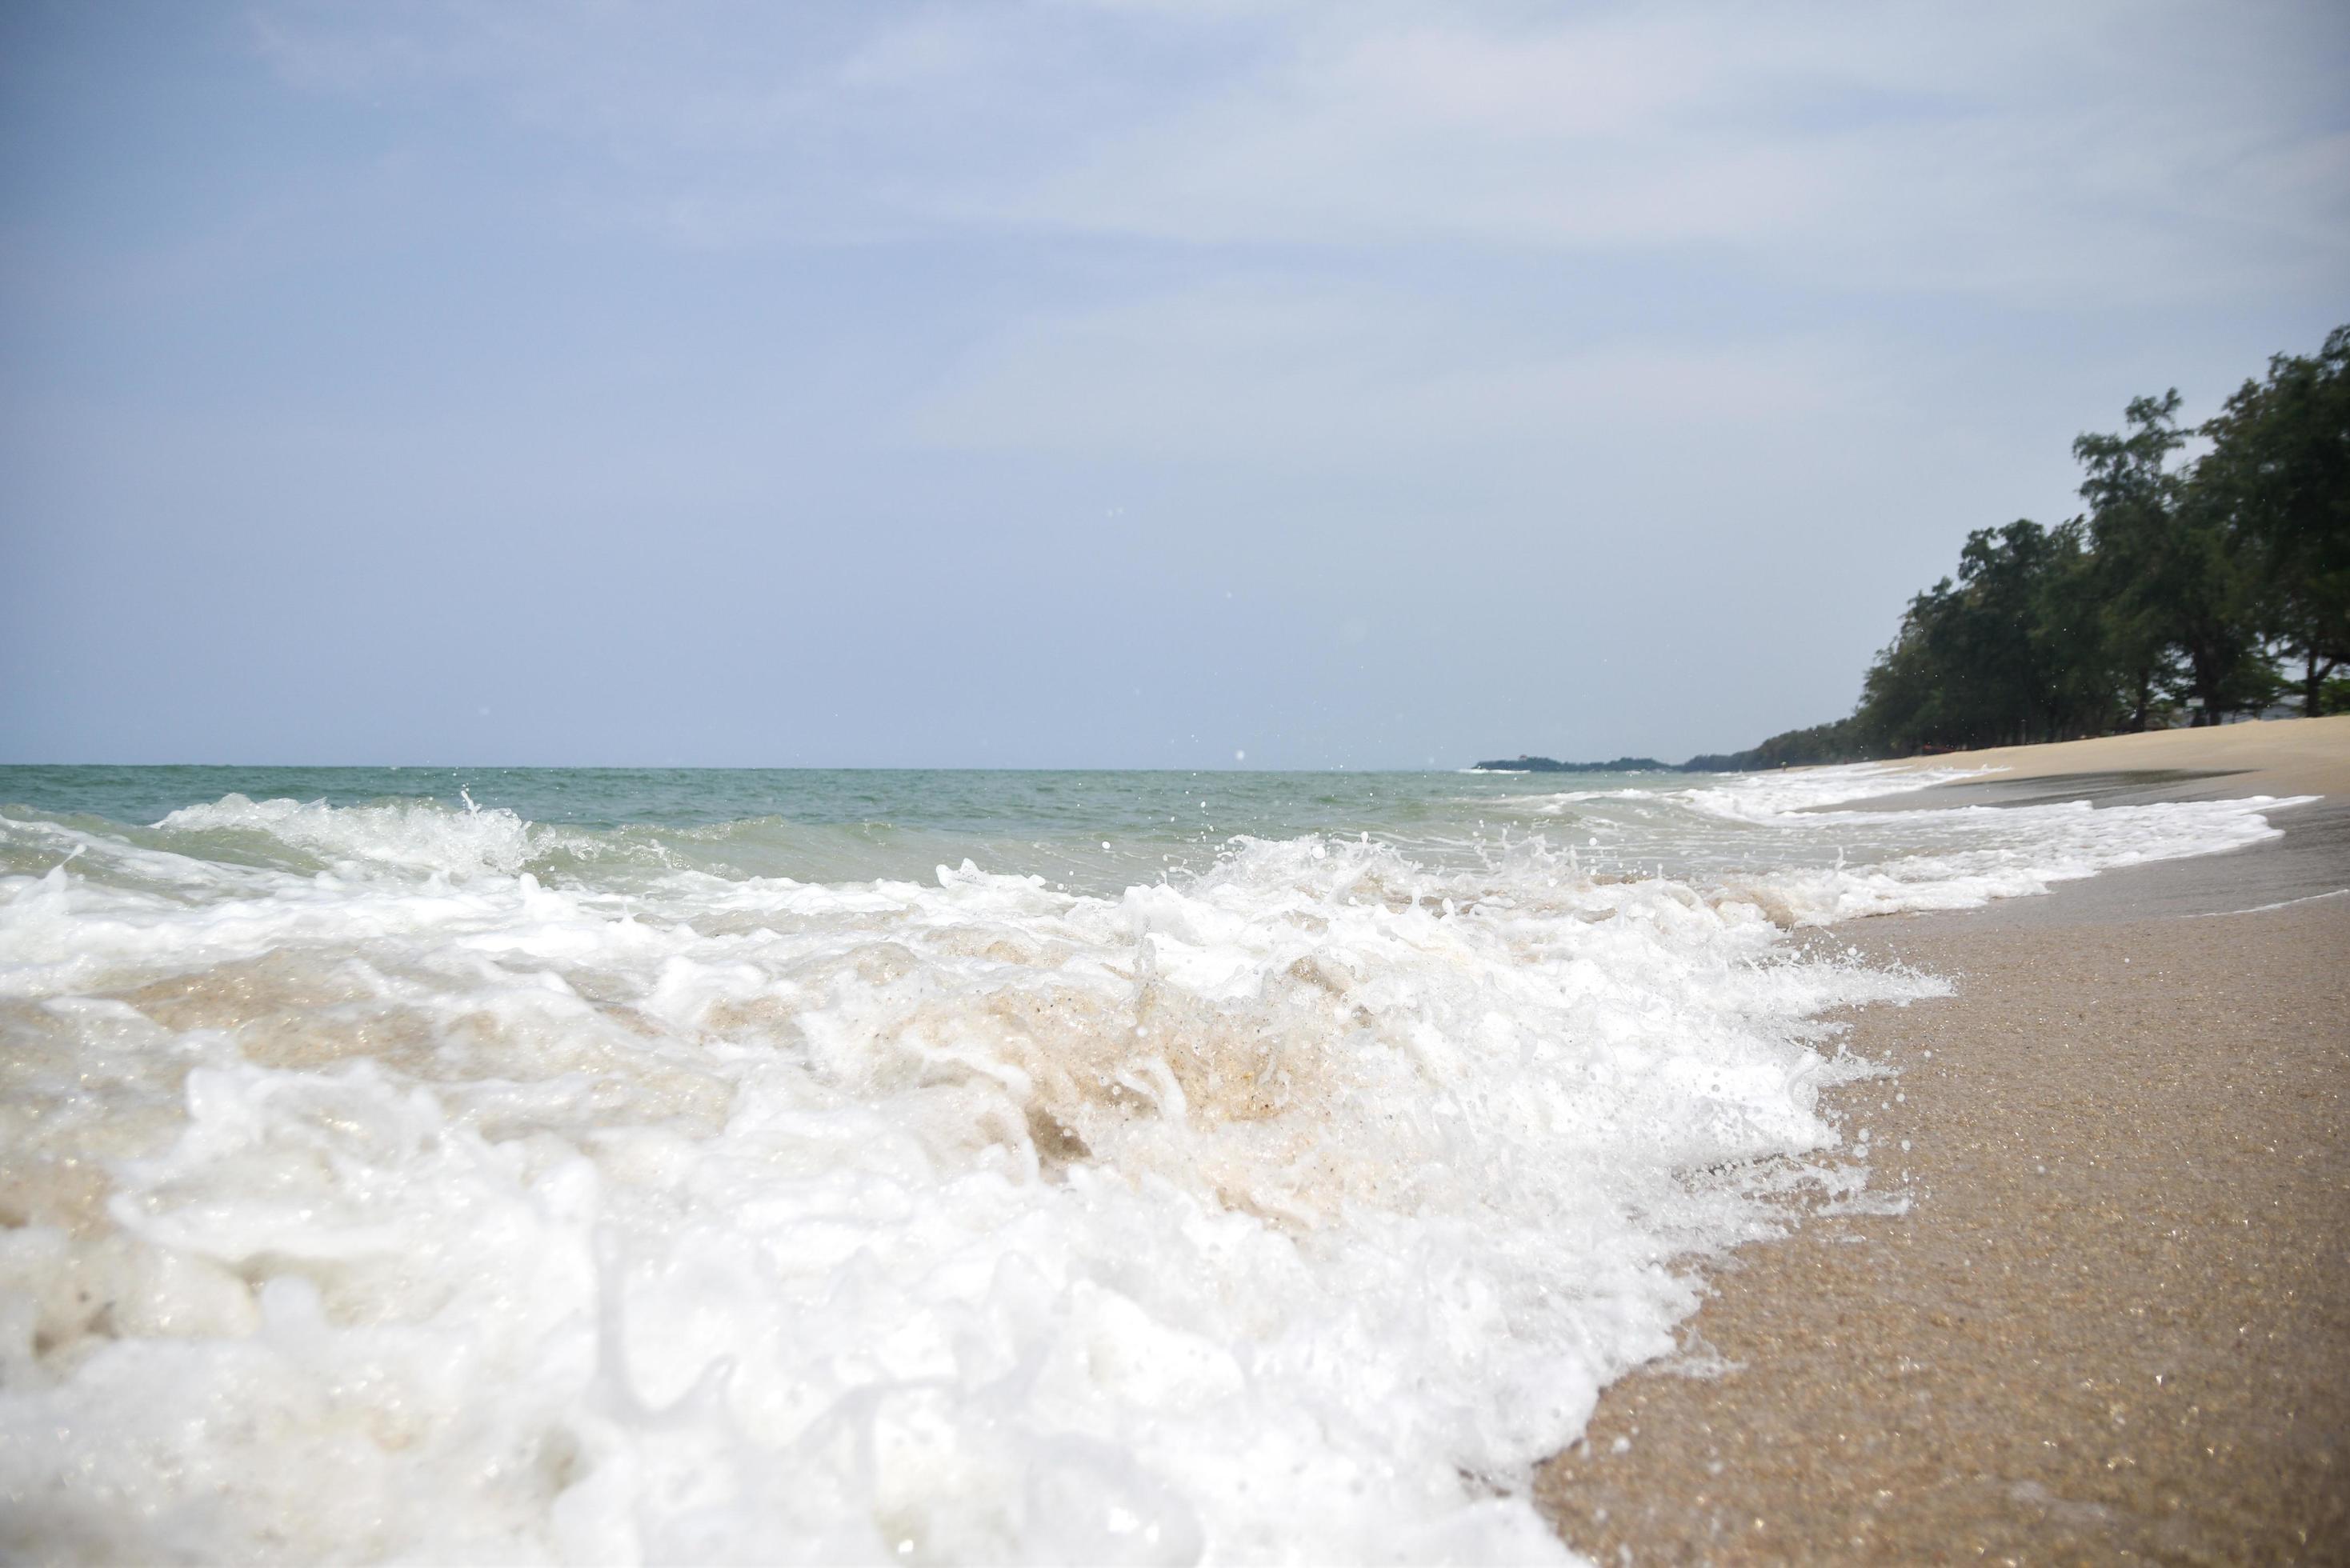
left=1467, top=754, right=1683, bottom=774
left=1478, top=712, right=2350, bottom=785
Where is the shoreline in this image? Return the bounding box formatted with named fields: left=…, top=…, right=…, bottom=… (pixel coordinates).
left=1879, top=712, right=2350, bottom=799
left=1535, top=722, right=2350, bottom=1562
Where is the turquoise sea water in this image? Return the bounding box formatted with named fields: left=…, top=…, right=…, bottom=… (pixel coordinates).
left=0, top=763, right=1715, bottom=891
left=0, top=762, right=1562, bottom=840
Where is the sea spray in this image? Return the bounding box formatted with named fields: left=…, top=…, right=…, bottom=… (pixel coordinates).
left=0, top=765, right=2302, bottom=1562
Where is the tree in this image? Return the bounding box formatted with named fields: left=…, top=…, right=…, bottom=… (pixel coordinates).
left=1855, top=519, right=2114, bottom=750
left=2031, top=517, right=2127, bottom=736
left=2073, top=393, right=2266, bottom=726
left=2198, top=326, right=2350, bottom=714
left=1856, top=582, right=1957, bottom=754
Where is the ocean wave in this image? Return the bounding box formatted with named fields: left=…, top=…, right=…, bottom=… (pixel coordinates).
left=0, top=772, right=2306, bottom=1562
left=1667, top=761, right=1992, bottom=821
left=154, top=791, right=555, bottom=878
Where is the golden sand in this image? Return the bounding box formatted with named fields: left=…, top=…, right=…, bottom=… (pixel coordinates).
left=1887, top=712, right=2350, bottom=798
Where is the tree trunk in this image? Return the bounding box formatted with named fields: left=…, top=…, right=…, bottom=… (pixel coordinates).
left=2188, top=639, right=2227, bottom=727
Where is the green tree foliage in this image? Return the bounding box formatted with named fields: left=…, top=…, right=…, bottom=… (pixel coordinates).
left=2073, top=393, right=2268, bottom=727
left=1681, top=717, right=1878, bottom=772
left=1856, top=519, right=2115, bottom=750
left=1840, top=324, right=2346, bottom=753
left=2196, top=326, right=2350, bottom=715
left=1541, top=326, right=2345, bottom=773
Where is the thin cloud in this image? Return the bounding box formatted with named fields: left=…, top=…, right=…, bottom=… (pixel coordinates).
left=1001, top=2, right=2349, bottom=302
left=250, top=0, right=2350, bottom=305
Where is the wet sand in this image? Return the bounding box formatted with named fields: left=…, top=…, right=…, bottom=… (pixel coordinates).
left=1536, top=720, right=2350, bottom=1564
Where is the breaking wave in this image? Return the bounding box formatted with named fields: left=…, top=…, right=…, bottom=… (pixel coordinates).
left=0, top=765, right=2306, bottom=1562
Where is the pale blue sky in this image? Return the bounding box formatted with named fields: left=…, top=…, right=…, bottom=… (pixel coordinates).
left=3, top=0, right=2345, bottom=767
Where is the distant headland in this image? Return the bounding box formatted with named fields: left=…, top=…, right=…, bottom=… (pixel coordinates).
left=1472, top=756, right=1675, bottom=774
left=1471, top=720, right=1872, bottom=774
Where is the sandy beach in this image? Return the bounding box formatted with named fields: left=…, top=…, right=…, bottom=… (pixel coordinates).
left=1880, top=714, right=2350, bottom=800
left=1537, top=717, right=2350, bottom=1563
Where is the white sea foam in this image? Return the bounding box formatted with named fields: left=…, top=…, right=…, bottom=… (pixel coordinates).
left=1668, top=768, right=2310, bottom=924
left=0, top=770, right=2308, bottom=1563
left=154, top=791, right=553, bottom=878
left=1671, top=761, right=1995, bottom=818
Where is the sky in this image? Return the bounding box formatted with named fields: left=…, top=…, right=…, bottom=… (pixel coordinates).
left=2, top=0, right=2345, bottom=769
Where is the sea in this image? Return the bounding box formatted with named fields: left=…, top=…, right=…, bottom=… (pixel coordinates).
left=0, top=763, right=2304, bottom=1563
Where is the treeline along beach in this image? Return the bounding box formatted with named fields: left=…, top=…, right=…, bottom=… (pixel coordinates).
left=1487, top=325, right=2349, bottom=774
left=1856, top=324, right=2348, bottom=746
